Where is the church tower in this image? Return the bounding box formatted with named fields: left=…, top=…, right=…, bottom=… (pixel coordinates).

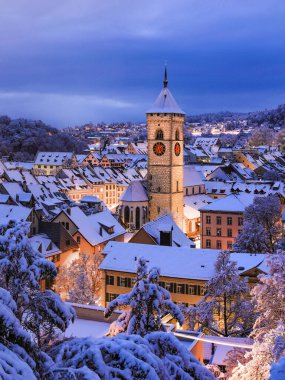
left=147, top=67, right=185, bottom=229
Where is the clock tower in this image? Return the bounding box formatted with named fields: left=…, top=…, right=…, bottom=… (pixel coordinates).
left=147, top=67, right=185, bottom=229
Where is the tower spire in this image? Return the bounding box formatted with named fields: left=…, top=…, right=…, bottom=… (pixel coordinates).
left=163, top=64, right=168, bottom=88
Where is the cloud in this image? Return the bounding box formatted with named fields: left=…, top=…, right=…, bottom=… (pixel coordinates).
left=0, top=0, right=285, bottom=125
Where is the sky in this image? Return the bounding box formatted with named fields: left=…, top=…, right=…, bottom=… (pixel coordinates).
left=0, top=0, right=285, bottom=127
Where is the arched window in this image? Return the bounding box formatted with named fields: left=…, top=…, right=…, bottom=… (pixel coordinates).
left=124, top=206, right=130, bottom=224
left=156, top=129, right=164, bottom=140
left=175, top=130, right=180, bottom=140
left=135, top=207, right=141, bottom=230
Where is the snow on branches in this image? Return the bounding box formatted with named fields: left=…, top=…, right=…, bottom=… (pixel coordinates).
left=185, top=251, right=254, bottom=337
left=104, top=257, right=184, bottom=336
left=251, top=251, right=285, bottom=340
left=235, top=195, right=282, bottom=253
left=55, top=252, right=102, bottom=304
left=47, top=332, right=215, bottom=380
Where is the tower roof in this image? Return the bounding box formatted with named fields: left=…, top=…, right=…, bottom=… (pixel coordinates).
left=146, top=67, right=185, bottom=115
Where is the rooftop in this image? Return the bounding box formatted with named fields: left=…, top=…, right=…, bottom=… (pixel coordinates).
left=100, top=241, right=266, bottom=280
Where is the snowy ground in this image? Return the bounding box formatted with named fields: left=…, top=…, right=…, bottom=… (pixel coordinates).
left=65, top=318, right=110, bottom=339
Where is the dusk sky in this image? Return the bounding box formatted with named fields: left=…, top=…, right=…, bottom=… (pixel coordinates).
left=1, top=0, right=285, bottom=127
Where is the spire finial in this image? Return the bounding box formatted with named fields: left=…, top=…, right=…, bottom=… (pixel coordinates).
left=163, top=63, right=168, bottom=88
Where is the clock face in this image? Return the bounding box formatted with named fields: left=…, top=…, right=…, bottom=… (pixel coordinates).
left=153, top=142, right=166, bottom=156
left=174, top=142, right=181, bottom=156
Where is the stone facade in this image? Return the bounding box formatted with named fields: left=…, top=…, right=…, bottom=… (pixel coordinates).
left=147, top=113, right=185, bottom=229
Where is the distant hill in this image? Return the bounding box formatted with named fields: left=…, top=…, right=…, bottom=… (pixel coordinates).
left=187, top=104, right=285, bottom=129
left=0, top=116, right=87, bottom=161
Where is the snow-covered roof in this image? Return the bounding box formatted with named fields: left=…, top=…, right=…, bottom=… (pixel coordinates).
left=199, top=193, right=255, bottom=213
left=0, top=194, right=11, bottom=204
left=80, top=195, right=102, bottom=204
left=34, top=152, right=73, bottom=165
left=29, top=234, right=60, bottom=257
left=203, top=335, right=252, bottom=365
left=100, top=242, right=266, bottom=280
left=184, top=194, right=214, bottom=219
left=57, top=207, right=126, bottom=246
left=141, top=214, right=194, bottom=248
left=146, top=87, right=185, bottom=114
left=120, top=181, right=148, bottom=202
left=184, top=166, right=206, bottom=187
left=0, top=204, right=32, bottom=224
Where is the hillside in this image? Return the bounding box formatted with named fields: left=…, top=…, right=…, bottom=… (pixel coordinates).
left=0, top=116, right=87, bottom=161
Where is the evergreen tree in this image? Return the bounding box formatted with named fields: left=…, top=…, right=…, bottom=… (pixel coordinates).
left=104, top=258, right=184, bottom=336
left=0, top=220, right=74, bottom=377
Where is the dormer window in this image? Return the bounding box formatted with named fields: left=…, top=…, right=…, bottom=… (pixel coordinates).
left=156, top=129, right=164, bottom=140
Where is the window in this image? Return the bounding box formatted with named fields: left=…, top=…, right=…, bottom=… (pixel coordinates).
left=238, top=217, right=243, bottom=226
left=117, top=277, right=132, bottom=288
left=216, top=240, right=222, bottom=249
left=177, top=284, right=185, bottom=294
left=66, top=240, right=71, bottom=246
left=216, top=228, right=221, bottom=236
left=206, top=239, right=211, bottom=248
left=188, top=285, right=196, bottom=295
left=76, top=235, right=81, bottom=244
left=206, top=215, right=211, bottom=224
left=66, top=222, right=70, bottom=230
left=165, top=283, right=171, bottom=291
left=106, top=275, right=114, bottom=285
left=206, top=227, right=211, bottom=236
left=227, top=217, right=232, bottom=225
left=227, top=241, right=233, bottom=250
left=216, top=216, right=222, bottom=225
left=106, top=293, right=119, bottom=302
left=238, top=229, right=242, bottom=235
left=156, top=129, right=164, bottom=140
left=227, top=229, right=232, bottom=237
left=157, top=206, right=160, bottom=214
left=175, top=130, right=180, bottom=140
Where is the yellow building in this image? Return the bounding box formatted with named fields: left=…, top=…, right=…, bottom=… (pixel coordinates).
left=99, top=241, right=266, bottom=307
left=33, top=151, right=75, bottom=175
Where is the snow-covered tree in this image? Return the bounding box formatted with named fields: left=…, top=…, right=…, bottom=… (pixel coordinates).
left=55, top=252, right=101, bottom=304
left=230, top=323, right=285, bottom=380
left=47, top=332, right=215, bottom=380
left=0, top=287, right=38, bottom=377
left=229, top=253, right=285, bottom=379
left=0, top=220, right=75, bottom=349
left=105, top=258, right=184, bottom=336
left=234, top=221, right=268, bottom=253
left=186, top=251, right=254, bottom=337
left=251, top=252, right=285, bottom=340
left=248, top=126, right=275, bottom=147
left=234, top=195, right=282, bottom=253
left=224, top=348, right=249, bottom=379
